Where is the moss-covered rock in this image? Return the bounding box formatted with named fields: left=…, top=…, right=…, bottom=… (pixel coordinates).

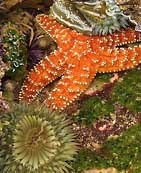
left=72, top=124, right=141, bottom=172
left=74, top=95, right=114, bottom=125
left=111, top=69, right=141, bottom=112
left=72, top=149, right=109, bottom=173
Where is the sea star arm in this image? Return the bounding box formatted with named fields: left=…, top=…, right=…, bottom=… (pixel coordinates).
left=91, top=29, right=141, bottom=50
left=92, top=46, right=141, bottom=73
left=36, top=14, right=74, bottom=51
left=19, top=51, right=66, bottom=102
left=45, top=55, right=96, bottom=111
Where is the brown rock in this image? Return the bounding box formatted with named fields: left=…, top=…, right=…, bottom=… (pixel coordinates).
left=84, top=168, right=118, bottom=173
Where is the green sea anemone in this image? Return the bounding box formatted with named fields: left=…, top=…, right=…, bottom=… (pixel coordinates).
left=49, top=0, right=129, bottom=35
left=74, top=0, right=129, bottom=35
left=0, top=103, right=77, bottom=173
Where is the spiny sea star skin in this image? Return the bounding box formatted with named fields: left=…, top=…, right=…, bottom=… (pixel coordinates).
left=19, top=14, right=141, bottom=111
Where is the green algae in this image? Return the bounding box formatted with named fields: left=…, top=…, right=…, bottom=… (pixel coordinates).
left=73, top=69, right=141, bottom=171
left=73, top=73, right=114, bottom=125
left=72, top=124, right=141, bottom=172
left=111, top=69, right=141, bottom=112
left=74, top=96, right=114, bottom=125
left=72, top=149, right=108, bottom=173
left=104, top=124, right=141, bottom=170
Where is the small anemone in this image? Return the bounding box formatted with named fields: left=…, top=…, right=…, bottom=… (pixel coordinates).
left=0, top=103, right=77, bottom=173
left=13, top=116, right=60, bottom=170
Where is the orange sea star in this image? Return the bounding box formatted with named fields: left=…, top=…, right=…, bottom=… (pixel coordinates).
left=19, top=14, right=141, bottom=111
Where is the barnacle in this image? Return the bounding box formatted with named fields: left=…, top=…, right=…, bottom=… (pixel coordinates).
left=0, top=103, right=77, bottom=173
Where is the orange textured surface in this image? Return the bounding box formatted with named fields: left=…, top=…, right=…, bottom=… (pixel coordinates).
left=19, top=14, right=141, bottom=111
